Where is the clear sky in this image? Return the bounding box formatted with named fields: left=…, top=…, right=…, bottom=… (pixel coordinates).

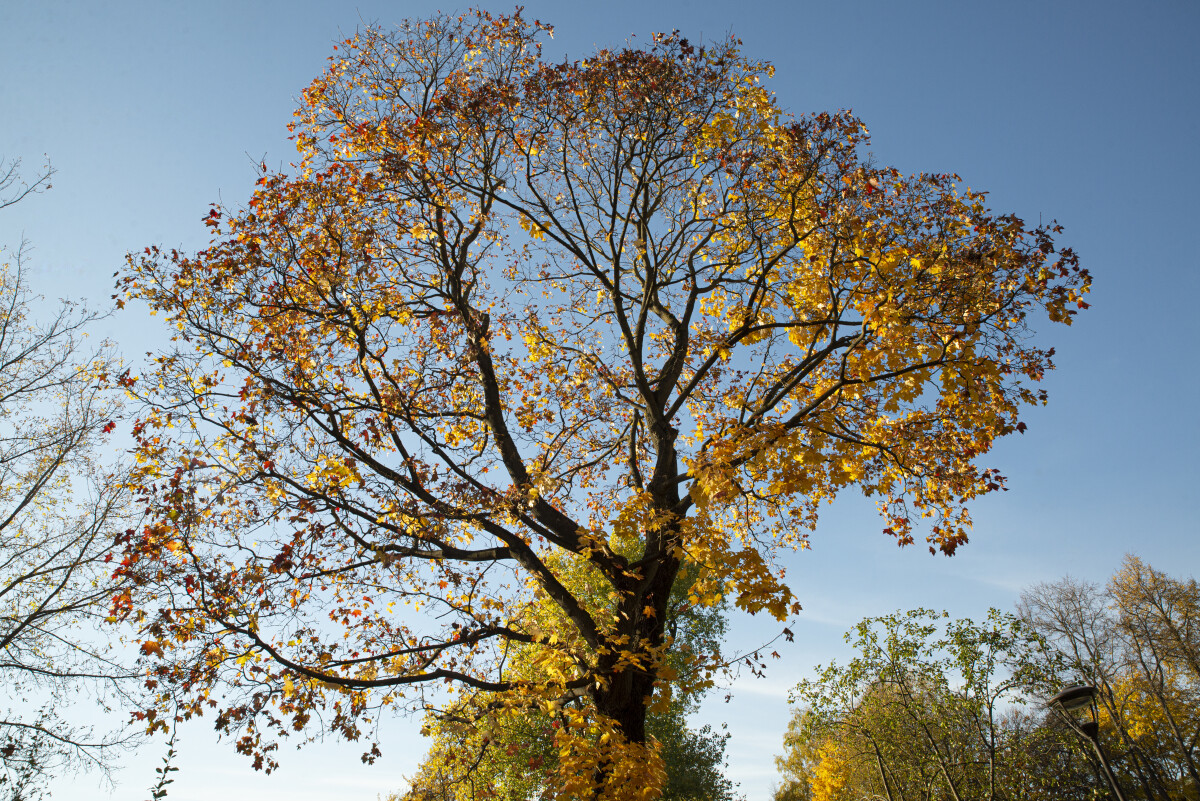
left=2, top=2, right=1198, bottom=799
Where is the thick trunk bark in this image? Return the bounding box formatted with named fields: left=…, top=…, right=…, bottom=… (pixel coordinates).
left=593, top=542, right=680, bottom=744
left=591, top=400, right=683, bottom=743
left=595, top=666, right=656, bottom=743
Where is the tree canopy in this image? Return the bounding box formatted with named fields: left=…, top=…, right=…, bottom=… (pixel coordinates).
left=116, top=10, right=1090, bottom=799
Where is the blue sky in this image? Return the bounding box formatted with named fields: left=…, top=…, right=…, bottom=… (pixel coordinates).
left=2, top=2, right=1198, bottom=799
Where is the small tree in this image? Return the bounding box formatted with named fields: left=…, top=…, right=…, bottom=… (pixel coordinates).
left=1020, top=558, right=1200, bottom=800
left=117, top=11, right=1090, bottom=799
left=398, top=591, right=738, bottom=801
left=0, top=159, right=132, bottom=798
left=785, top=609, right=1077, bottom=801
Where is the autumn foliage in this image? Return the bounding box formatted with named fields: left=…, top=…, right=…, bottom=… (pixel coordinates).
left=116, top=10, right=1089, bottom=798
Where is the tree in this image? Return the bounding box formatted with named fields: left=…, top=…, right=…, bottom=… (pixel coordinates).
left=1020, top=558, right=1200, bottom=800
left=396, top=588, right=739, bottom=801
left=116, top=10, right=1090, bottom=799
left=783, top=609, right=1083, bottom=801
left=1110, top=556, right=1200, bottom=787
left=772, top=710, right=826, bottom=801
left=0, top=158, right=132, bottom=799
left=397, top=661, right=738, bottom=801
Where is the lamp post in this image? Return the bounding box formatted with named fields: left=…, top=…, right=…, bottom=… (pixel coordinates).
left=1045, top=684, right=1128, bottom=801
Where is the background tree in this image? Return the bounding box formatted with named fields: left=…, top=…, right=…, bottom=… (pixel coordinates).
left=397, top=584, right=739, bottom=801
left=776, top=562, right=1200, bottom=801
left=398, top=662, right=738, bottom=801
left=773, top=708, right=858, bottom=801
left=1020, top=557, right=1200, bottom=800
left=0, top=158, right=133, bottom=799
left=116, top=10, right=1090, bottom=799
left=783, top=609, right=1085, bottom=801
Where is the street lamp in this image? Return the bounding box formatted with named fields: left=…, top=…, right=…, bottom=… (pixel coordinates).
left=1045, top=684, right=1128, bottom=801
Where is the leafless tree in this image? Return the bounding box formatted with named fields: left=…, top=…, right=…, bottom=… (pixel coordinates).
left=0, top=158, right=136, bottom=800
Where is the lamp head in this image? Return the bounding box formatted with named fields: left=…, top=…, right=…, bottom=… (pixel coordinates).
left=1047, top=684, right=1096, bottom=714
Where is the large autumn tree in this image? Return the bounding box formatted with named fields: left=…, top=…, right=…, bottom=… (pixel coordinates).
left=117, top=10, right=1089, bottom=799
